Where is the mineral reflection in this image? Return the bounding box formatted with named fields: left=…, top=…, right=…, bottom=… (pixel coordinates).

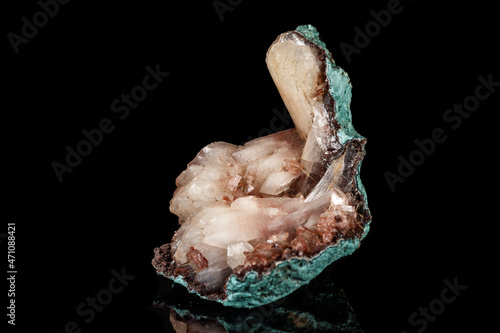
left=151, top=266, right=364, bottom=333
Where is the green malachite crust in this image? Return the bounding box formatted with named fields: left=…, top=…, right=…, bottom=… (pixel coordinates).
left=223, top=228, right=370, bottom=308
left=168, top=25, right=371, bottom=308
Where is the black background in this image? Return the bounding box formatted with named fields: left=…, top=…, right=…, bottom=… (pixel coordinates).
left=4, top=0, right=498, bottom=332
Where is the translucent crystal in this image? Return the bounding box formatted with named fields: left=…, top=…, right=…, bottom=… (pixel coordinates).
left=152, top=25, right=371, bottom=307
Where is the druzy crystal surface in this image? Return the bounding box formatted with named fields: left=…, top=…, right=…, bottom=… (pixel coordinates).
left=152, top=25, right=371, bottom=308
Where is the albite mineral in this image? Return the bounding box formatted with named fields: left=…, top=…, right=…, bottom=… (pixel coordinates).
left=152, top=25, right=372, bottom=308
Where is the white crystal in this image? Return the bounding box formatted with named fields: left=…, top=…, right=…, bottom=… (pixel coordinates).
left=330, top=190, right=346, bottom=206
left=227, top=242, right=254, bottom=269
left=266, top=33, right=324, bottom=141
left=169, top=128, right=341, bottom=286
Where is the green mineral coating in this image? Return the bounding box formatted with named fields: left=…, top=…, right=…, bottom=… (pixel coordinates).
left=223, top=231, right=369, bottom=308
left=168, top=25, right=371, bottom=308
left=296, top=24, right=329, bottom=52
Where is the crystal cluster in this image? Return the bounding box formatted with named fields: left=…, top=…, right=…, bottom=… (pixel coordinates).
left=152, top=25, right=371, bottom=308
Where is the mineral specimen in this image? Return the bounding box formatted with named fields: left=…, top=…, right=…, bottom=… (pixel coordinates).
left=152, top=25, right=372, bottom=308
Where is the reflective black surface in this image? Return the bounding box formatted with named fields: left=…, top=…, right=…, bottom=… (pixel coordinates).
left=152, top=265, right=363, bottom=332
